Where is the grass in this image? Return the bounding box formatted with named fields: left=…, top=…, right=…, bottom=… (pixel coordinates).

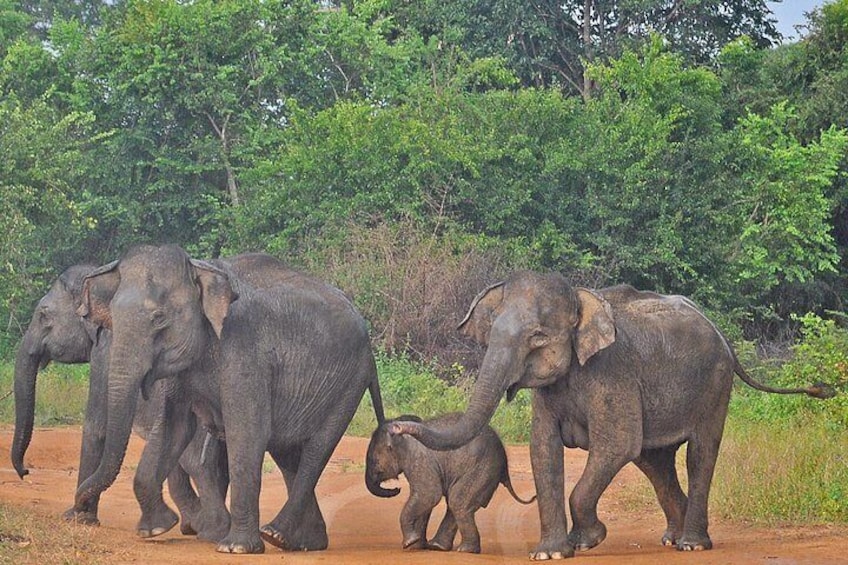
left=0, top=363, right=90, bottom=426
left=711, top=412, right=847, bottom=524
left=0, top=503, right=120, bottom=565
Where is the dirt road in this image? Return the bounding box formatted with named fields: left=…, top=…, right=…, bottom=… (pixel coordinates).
left=0, top=427, right=844, bottom=564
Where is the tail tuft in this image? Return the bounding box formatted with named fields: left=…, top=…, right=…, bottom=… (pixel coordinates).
left=807, top=382, right=837, bottom=399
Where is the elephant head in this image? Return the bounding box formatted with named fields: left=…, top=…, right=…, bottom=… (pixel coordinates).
left=392, top=272, right=615, bottom=450
left=11, top=265, right=97, bottom=479
left=73, top=245, right=238, bottom=505
left=365, top=415, right=423, bottom=498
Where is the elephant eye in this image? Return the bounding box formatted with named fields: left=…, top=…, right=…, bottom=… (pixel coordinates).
left=150, top=310, right=169, bottom=331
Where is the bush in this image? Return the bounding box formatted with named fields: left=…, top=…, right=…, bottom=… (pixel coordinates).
left=296, top=220, right=530, bottom=375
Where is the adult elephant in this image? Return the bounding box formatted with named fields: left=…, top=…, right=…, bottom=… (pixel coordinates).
left=391, top=272, right=834, bottom=560
left=10, top=265, right=229, bottom=539
left=74, top=245, right=385, bottom=554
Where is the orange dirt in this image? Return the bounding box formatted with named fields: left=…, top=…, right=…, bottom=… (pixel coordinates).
left=0, top=426, right=844, bottom=564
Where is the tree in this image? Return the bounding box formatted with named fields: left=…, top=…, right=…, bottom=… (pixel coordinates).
left=374, top=0, right=782, bottom=97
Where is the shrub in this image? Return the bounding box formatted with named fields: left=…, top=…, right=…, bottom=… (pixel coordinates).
left=296, top=220, right=530, bottom=375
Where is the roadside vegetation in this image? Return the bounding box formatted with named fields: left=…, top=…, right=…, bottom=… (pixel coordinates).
left=2, top=0, right=847, bottom=534
left=2, top=311, right=845, bottom=524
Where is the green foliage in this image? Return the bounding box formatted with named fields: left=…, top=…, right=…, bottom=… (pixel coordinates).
left=0, top=95, right=97, bottom=355
left=0, top=362, right=90, bottom=426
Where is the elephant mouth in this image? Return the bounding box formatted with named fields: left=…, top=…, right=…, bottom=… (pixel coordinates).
left=506, top=383, right=521, bottom=402
left=380, top=478, right=402, bottom=491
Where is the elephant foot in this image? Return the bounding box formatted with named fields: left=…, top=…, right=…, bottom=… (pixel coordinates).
left=62, top=507, right=100, bottom=527
left=193, top=509, right=231, bottom=543
left=260, top=522, right=328, bottom=551
left=661, top=527, right=682, bottom=547
left=676, top=532, right=712, bottom=551
left=136, top=506, right=179, bottom=539
left=425, top=537, right=453, bottom=551
left=529, top=538, right=575, bottom=560
left=455, top=541, right=482, bottom=553
left=568, top=520, right=607, bottom=552
left=175, top=498, right=201, bottom=535
left=402, top=534, right=425, bottom=550
left=216, top=533, right=265, bottom=554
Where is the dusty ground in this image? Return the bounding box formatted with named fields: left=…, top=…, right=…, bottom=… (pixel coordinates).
left=0, top=426, right=845, bottom=564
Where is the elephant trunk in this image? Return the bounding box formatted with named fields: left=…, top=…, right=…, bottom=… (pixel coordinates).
left=394, top=337, right=516, bottom=451
left=74, top=359, right=142, bottom=507
left=11, top=329, right=45, bottom=479
left=365, top=443, right=400, bottom=498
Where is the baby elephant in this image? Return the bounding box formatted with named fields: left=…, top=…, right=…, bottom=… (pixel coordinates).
left=366, top=413, right=535, bottom=553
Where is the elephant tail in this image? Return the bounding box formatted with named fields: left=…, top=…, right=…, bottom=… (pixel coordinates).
left=369, top=372, right=387, bottom=425
left=501, top=464, right=536, bottom=505
left=733, top=358, right=836, bottom=399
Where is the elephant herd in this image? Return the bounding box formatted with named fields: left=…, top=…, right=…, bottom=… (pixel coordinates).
left=11, top=244, right=834, bottom=559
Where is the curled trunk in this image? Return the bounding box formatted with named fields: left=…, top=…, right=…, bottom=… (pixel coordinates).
left=364, top=454, right=400, bottom=498
left=399, top=339, right=516, bottom=451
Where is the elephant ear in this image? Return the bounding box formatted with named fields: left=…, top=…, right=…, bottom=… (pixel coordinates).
left=77, top=260, right=121, bottom=330
left=191, top=259, right=239, bottom=339
left=457, top=281, right=506, bottom=346
left=574, top=288, right=616, bottom=366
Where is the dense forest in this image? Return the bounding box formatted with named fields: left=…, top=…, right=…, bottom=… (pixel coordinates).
left=2, top=0, right=848, bottom=366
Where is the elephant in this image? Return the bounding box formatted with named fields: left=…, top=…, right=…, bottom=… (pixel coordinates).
left=366, top=413, right=535, bottom=554
left=390, top=272, right=835, bottom=560
left=73, top=244, right=385, bottom=554
left=10, top=264, right=230, bottom=540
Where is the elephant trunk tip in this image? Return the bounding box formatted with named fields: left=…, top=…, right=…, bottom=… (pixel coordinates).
left=807, top=382, right=837, bottom=400
left=13, top=461, right=29, bottom=480
left=367, top=482, right=401, bottom=498
left=387, top=421, right=415, bottom=437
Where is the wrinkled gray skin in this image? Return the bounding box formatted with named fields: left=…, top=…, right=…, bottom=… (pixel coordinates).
left=10, top=264, right=229, bottom=540
left=74, top=245, right=385, bottom=554
left=392, top=272, right=834, bottom=560
left=367, top=413, right=535, bottom=554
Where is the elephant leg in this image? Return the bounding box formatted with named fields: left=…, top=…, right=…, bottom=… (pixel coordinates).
left=63, top=352, right=108, bottom=526
left=678, top=432, right=723, bottom=551
left=567, top=448, right=632, bottom=552
left=134, top=400, right=195, bottom=539
left=427, top=508, right=456, bottom=551
left=262, top=447, right=326, bottom=551
left=260, top=437, right=338, bottom=551
left=166, top=465, right=200, bottom=535
left=259, top=399, right=357, bottom=552
left=633, top=446, right=687, bottom=547
left=399, top=490, right=440, bottom=550
left=216, top=418, right=268, bottom=554
left=529, top=394, right=574, bottom=560
left=176, top=431, right=230, bottom=542
left=452, top=506, right=482, bottom=554
left=133, top=400, right=196, bottom=538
